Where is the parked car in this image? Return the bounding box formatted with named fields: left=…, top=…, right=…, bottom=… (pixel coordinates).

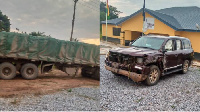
left=105, top=35, right=194, bottom=86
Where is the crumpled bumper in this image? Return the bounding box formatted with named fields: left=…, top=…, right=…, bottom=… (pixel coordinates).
left=104, top=59, right=150, bottom=82
left=105, top=65, right=147, bottom=82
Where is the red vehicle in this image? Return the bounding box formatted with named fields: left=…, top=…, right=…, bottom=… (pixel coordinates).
left=105, top=36, right=194, bottom=86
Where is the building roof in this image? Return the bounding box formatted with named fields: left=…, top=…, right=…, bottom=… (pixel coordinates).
left=101, top=16, right=128, bottom=25
left=157, top=6, right=200, bottom=31
left=101, top=6, right=200, bottom=32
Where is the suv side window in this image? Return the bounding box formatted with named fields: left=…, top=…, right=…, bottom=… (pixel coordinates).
left=183, top=40, right=191, bottom=49
left=165, top=40, right=174, bottom=51
left=176, top=40, right=182, bottom=50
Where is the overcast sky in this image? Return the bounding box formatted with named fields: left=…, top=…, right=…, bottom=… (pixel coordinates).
left=0, top=0, right=100, bottom=44
left=101, top=0, right=200, bottom=17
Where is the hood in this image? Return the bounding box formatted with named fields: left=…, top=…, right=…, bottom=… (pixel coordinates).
left=110, top=47, right=160, bottom=56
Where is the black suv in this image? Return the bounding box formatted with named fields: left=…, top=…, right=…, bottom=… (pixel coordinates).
left=105, top=36, right=194, bottom=86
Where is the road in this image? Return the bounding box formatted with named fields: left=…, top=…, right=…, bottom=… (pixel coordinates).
left=100, top=55, right=200, bottom=111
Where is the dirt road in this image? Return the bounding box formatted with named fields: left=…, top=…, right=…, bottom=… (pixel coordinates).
left=0, top=69, right=99, bottom=98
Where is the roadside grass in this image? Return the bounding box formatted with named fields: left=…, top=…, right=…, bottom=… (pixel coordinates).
left=77, top=94, right=97, bottom=100
left=171, top=105, right=176, bottom=109
left=67, top=88, right=72, bottom=92
left=135, top=97, right=144, bottom=103
left=10, top=98, right=20, bottom=105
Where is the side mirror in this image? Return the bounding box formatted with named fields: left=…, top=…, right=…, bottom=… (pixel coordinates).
left=129, top=42, right=133, bottom=46
left=162, top=47, right=167, bottom=53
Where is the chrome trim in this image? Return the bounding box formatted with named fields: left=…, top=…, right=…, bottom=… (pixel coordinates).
left=135, top=66, right=142, bottom=70
left=165, top=64, right=182, bottom=70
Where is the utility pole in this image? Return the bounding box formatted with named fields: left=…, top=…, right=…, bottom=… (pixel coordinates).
left=70, top=0, right=79, bottom=41
left=142, top=0, right=146, bottom=36
left=106, top=0, right=108, bottom=42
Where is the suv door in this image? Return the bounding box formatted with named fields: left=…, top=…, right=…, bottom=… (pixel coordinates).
left=182, top=39, right=193, bottom=61
left=164, top=39, right=179, bottom=70
left=175, top=39, right=183, bottom=66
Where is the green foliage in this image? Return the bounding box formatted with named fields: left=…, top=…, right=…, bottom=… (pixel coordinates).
left=100, top=2, right=122, bottom=37
left=29, top=31, right=48, bottom=37
left=135, top=97, right=144, bottom=103
left=171, top=105, right=176, bottom=109
left=0, top=10, right=11, bottom=32
left=100, top=2, right=122, bottom=21
left=67, top=88, right=72, bottom=92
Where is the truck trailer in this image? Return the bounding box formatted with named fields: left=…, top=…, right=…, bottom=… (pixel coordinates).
left=0, top=32, right=100, bottom=80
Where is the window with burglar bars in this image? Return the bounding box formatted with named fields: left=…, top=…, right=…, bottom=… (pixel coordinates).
left=113, top=28, right=121, bottom=36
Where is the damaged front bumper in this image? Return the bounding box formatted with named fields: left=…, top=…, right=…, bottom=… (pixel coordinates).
left=105, top=60, right=149, bottom=82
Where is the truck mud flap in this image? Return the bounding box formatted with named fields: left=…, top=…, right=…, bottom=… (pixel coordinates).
left=41, top=63, right=53, bottom=73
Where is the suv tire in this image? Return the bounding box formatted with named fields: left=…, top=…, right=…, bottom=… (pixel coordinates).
left=144, top=65, right=160, bottom=86
left=181, top=60, right=189, bottom=74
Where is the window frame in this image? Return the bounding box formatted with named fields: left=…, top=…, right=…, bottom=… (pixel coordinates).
left=113, top=27, right=121, bottom=36
left=175, top=39, right=182, bottom=50
left=164, top=39, right=176, bottom=51
left=182, top=39, right=191, bottom=50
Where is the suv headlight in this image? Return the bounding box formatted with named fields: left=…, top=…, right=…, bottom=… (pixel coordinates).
left=106, top=52, right=110, bottom=58
left=136, top=57, right=143, bottom=64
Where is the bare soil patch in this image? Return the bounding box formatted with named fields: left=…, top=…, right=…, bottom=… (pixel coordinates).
left=0, top=69, right=99, bottom=98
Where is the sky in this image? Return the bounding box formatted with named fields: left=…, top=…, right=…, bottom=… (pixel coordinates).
left=101, top=0, right=200, bottom=17
left=0, top=0, right=100, bottom=45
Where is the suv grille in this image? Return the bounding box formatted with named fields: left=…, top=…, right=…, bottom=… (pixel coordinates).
left=109, top=52, right=135, bottom=64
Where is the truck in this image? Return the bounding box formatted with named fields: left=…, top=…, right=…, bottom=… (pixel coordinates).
left=0, top=32, right=100, bottom=80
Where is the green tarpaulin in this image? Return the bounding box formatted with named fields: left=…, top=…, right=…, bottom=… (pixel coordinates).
left=0, top=32, right=100, bottom=65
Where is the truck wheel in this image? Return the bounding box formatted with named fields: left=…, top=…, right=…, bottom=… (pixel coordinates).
left=81, top=67, right=90, bottom=77
left=82, top=67, right=100, bottom=80
left=21, top=63, right=38, bottom=80
left=181, top=60, right=189, bottom=74
left=92, top=68, right=100, bottom=80
left=0, top=62, right=16, bottom=80
left=144, top=65, right=160, bottom=86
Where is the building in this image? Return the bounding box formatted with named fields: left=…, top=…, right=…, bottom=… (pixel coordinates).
left=101, top=6, right=200, bottom=60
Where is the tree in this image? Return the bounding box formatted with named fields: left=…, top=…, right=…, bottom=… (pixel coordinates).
left=0, top=10, right=11, bottom=32
left=29, top=31, right=48, bottom=37
left=70, top=0, right=79, bottom=41
left=100, top=2, right=122, bottom=39
left=100, top=2, right=122, bottom=21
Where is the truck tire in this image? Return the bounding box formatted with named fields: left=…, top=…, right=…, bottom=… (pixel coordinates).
left=21, top=63, right=38, bottom=80
left=144, top=65, right=160, bottom=86
left=0, top=62, right=16, bottom=80
left=92, top=68, right=100, bottom=80
left=181, top=60, right=189, bottom=74
left=82, top=67, right=100, bottom=80
left=82, top=67, right=91, bottom=77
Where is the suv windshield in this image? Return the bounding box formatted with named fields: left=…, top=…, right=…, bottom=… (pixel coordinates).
left=131, top=36, right=165, bottom=50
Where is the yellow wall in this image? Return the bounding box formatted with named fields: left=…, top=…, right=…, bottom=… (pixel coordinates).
left=131, top=31, right=141, bottom=40
left=124, top=31, right=141, bottom=41
left=101, top=12, right=200, bottom=53
left=101, top=12, right=176, bottom=41
left=180, top=31, right=200, bottom=53
left=102, top=24, right=121, bottom=38
left=121, top=12, right=176, bottom=36
left=124, top=31, right=132, bottom=40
